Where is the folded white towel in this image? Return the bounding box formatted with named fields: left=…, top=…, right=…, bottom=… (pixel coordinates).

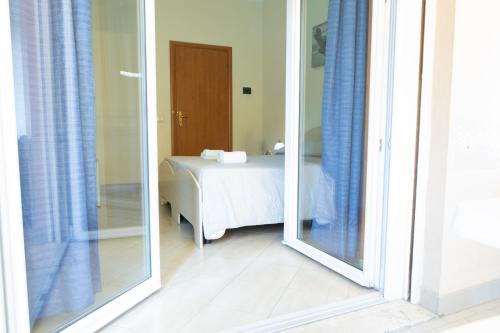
left=201, top=149, right=224, bottom=160
left=217, top=151, right=247, bottom=164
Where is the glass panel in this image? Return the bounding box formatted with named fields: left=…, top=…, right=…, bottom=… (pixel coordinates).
left=297, top=0, right=370, bottom=270
left=9, top=0, right=150, bottom=331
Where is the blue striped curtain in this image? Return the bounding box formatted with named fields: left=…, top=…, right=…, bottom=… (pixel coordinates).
left=311, top=0, right=369, bottom=264
left=10, top=0, right=100, bottom=324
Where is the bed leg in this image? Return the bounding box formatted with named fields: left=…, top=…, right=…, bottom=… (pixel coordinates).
left=171, top=207, right=181, bottom=224
left=193, top=222, right=204, bottom=249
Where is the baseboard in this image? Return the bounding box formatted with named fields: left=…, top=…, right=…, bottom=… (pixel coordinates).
left=419, top=288, right=439, bottom=314
left=223, top=292, right=385, bottom=333
left=420, top=279, right=500, bottom=315
left=438, top=279, right=500, bottom=315
left=101, top=183, right=143, bottom=192
left=87, top=226, right=144, bottom=240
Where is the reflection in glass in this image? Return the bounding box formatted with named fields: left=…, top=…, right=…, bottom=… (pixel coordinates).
left=298, top=0, right=369, bottom=270
left=10, top=0, right=150, bottom=331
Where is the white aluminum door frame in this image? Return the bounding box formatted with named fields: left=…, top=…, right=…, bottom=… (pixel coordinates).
left=0, top=0, right=31, bottom=331
left=283, top=0, right=394, bottom=289
left=0, top=0, right=161, bottom=332
left=284, top=0, right=424, bottom=299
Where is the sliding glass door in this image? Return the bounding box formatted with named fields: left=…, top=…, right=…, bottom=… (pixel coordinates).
left=285, top=0, right=388, bottom=288
left=5, top=0, right=160, bottom=331
left=298, top=0, right=369, bottom=272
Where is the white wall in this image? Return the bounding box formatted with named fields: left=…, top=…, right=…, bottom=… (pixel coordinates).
left=93, top=0, right=143, bottom=185
left=262, top=0, right=287, bottom=152
left=303, top=0, right=329, bottom=136
left=261, top=0, right=328, bottom=153
left=94, top=1, right=288, bottom=182
left=94, top=0, right=288, bottom=176
left=156, top=0, right=266, bottom=162
left=439, top=0, right=500, bottom=295
left=417, top=0, right=500, bottom=314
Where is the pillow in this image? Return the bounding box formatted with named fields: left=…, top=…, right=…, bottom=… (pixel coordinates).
left=303, top=127, right=322, bottom=156
left=303, top=140, right=322, bottom=157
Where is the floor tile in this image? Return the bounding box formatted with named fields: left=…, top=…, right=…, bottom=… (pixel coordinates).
left=271, top=276, right=374, bottom=318
left=106, top=211, right=379, bottom=332
left=235, top=260, right=299, bottom=289
left=100, top=325, right=137, bottom=333
left=180, top=305, right=265, bottom=333
left=209, top=278, right=288, bottom=317
left=105, top=295, right=206, bottom=333
left=284, top=301, right=435, bottom=333
left=38, top=198, right=383, bottom=333
left=270, top=286, right=347, bottom=317
left=254, top=241, right=307, bottom=268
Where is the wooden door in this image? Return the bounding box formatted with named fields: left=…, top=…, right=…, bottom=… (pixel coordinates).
left=170, top=41, right=232, bottom=156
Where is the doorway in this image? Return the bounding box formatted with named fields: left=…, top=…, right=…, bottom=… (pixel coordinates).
left=0, top=0, right=425, bottom=331
left=170, top=41, right=233, bottom=156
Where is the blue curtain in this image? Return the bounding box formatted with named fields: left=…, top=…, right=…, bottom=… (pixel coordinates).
left=311, top=0, right=368, bottom=264
left=10, top=0, right=100, bottom=324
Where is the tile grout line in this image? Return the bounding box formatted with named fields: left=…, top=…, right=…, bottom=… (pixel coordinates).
left=266, top=263, right=302, bottom=319
left=175, top=234, right=278, bottom=332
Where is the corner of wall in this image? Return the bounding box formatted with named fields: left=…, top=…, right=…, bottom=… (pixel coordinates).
left=412, top=0, right=457, bottom=314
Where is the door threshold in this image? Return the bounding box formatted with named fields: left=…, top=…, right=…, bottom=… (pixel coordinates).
left=223, top=292, right=384, bottom=333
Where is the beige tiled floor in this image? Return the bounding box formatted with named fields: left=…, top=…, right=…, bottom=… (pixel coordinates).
left=396, top=299, right=500, bottom=333
left=35, top=198, right=499, bottom=333
left=284, top=300, right=435, bottom=333
left=284, top=299, right=500, bottom=333
left=101, top=205, right=372, bottom=332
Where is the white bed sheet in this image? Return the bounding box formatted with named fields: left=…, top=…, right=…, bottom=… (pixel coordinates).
left=166, top=155, right=321, bottom=239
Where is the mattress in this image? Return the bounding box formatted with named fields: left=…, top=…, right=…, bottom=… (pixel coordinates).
left=166, top=155, right=321, bottom=239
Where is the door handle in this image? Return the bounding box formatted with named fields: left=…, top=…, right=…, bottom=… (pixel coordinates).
left=176, top=111, right=189, bottom=127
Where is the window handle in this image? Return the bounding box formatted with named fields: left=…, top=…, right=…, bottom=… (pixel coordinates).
left=119, top=71, right=141, bottom=79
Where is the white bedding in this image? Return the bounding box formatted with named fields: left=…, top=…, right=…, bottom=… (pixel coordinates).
left=166, top=155, right=321, bottom=240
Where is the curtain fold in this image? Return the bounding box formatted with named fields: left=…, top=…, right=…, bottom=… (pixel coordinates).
left=10, top=0, right=100, bottom=324
left=311, top=0, right=369, bottom=264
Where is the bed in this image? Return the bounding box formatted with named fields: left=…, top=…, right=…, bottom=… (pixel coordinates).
left=158, top=155, right=322, bottom=248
